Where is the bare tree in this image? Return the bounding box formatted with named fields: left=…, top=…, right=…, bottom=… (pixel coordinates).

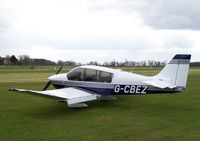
left=4, top=55, right=11, bottom=65
left=18, top=55, right=31, bottom=65
left=57, top=60, right=63, bottom=65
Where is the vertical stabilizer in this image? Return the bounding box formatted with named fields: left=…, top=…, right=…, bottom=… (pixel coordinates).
left=156, top=54, right=191, bottom=87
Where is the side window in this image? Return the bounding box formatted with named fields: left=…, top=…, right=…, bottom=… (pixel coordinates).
left=98, top=71, right=113, bottom=83
left=67, top=68, right=84, bottom=81
left=84, top=69, right=97, bottom=81
left=67, top=68, right=113, bottom=83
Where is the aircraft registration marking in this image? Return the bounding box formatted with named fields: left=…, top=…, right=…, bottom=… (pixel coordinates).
left=114, top=85, right=148, bottom=94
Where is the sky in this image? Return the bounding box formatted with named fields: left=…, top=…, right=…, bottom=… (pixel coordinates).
left=0, top=0, right=200, bottom=63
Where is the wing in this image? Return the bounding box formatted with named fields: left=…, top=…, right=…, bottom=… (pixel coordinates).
left=9, top=87, right=98, bottom=106
left=144, top=79, right=176, bottom=89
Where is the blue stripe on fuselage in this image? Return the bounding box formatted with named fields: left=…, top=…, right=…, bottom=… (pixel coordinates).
left=52, top=84, right=180, bottom=95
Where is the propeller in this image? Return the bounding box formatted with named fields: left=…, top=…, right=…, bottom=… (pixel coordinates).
left=42, top=65, right=63, bottom=91
left=42, top=81, right=52, bottom=91
left=55, top=65, right=63, bottom=74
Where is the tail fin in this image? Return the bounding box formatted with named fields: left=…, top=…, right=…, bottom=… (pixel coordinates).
left=156, top=54, right=191, bottom=88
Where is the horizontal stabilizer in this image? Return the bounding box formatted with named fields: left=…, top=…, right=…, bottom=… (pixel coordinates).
left=144, top=79, right=176, bottom=89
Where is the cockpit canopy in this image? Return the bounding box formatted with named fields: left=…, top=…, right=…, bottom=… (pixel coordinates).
left=67, top=67, right=114, bottom=83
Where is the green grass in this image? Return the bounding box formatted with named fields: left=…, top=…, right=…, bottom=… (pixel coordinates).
left=0, top=66, right=200, bottom=141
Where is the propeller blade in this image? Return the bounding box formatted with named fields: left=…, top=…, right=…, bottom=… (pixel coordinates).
left=42, top=66, right=63, bottom=91
left=43, top=81, right=51, bottom=91
left=56, top=65, right=63, bottom=74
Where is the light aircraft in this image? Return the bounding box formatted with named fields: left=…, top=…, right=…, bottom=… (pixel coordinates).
left=9, top=54, right=191, bottom=107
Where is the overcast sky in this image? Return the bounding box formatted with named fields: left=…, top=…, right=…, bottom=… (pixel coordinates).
left=0, top=0, right=200, bottom=63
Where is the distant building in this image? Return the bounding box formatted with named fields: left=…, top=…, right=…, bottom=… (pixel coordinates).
left=0, top=57, right=4, bottom=65
left=3, top=58, right=10, bottom=65
left=31, top=59, right=55, bottom=65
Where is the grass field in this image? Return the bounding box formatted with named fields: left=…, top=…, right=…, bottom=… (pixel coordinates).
left=0, top=66, right=200, bottom=141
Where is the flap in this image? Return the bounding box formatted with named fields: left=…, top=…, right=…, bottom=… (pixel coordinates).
left=9, top=87, right=97, bottom=105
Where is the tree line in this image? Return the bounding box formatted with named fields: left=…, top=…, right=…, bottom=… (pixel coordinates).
left=0, top=55, right=55, bottom=66
left=0, top=54, right=166, bottom=67
left=0, top=54, right=199, bottom=67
